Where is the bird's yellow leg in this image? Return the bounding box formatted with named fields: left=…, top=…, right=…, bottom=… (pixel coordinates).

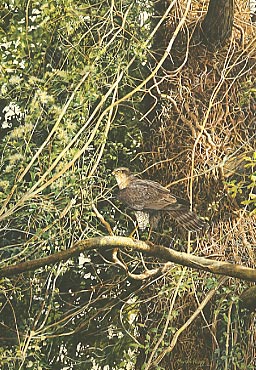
left=146, top=226, right=153, bottom=241
left=129, top=225, right=139, bottom=238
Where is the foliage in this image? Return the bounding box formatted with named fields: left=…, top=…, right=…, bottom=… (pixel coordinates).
left=0, top=0, right=152, bottom=368
left=225, top=152, right=256, bottom=214
left=0, top=0, right=255, bottom=369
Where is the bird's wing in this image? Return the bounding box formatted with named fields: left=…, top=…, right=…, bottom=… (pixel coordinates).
left=168, top=209, right=208, bottom=232
left=118, top=178, right=189, bottom=211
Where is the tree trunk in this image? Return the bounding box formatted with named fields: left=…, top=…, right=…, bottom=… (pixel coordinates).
left=201, top=0, right=234, bottom=49
left=240, top=286, right=256, bottom=311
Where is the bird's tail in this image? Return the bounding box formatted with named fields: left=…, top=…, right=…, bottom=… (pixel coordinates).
left=169, top=209, right=208, bottom=232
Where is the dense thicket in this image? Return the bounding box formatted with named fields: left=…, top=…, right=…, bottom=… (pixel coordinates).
left=0, top=0, right=255, bottom=369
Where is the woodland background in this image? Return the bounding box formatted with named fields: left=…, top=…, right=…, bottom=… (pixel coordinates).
left=0, top=0, right=255, bottom=369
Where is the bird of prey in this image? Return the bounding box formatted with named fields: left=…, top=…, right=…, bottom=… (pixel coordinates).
left=112, top=167, right=207, bottom=232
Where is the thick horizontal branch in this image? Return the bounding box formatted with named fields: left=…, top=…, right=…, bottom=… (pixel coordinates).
left=0, top=236, right=255, bottom=282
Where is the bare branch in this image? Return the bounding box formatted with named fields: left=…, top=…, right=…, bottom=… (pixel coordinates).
left=152, top=276, right=228, bottom=367
left=0, top=236, right=255, bottom=282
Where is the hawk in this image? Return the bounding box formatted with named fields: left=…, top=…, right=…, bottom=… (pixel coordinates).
left=112, top=167, right=207, bottom=232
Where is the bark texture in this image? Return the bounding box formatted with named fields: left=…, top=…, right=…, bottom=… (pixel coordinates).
left=201, top=0, right=234, bottom=48
left=240, top=286, right=256, bottom=311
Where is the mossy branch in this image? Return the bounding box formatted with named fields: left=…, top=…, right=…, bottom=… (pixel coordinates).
left=0, top=236, right=255, bottom=281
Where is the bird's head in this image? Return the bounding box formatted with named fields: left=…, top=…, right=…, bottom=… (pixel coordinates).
left=112, top=167, right=131, bottom=189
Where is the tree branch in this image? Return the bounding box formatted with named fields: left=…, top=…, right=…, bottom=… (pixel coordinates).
left=0, top=236, right=255, bottom=281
